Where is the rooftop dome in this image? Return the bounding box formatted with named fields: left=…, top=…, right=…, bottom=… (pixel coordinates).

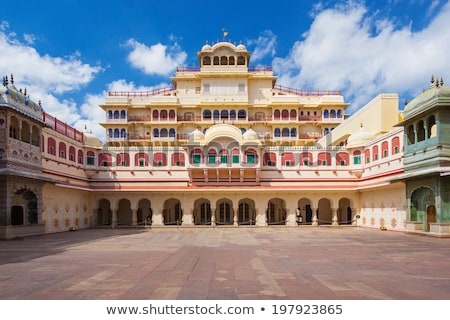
left=189, top=128, right=205, bottom=142
left=201, top=42, right=212, bottom=51
left=237, top=43, right=246, bottom=51
left=83, top=128, right=103, bottom=148
left=403, top=84, right=450, bottom=120
left=243, top=128, right=258, bottom=141
left=346, top=125, right=374, bottom=148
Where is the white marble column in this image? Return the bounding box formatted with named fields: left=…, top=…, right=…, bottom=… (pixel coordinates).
left=332, top=208, right=339, bottom=226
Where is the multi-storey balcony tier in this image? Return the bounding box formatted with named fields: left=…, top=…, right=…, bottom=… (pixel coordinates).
left=101, top=41, right=348, bottom=148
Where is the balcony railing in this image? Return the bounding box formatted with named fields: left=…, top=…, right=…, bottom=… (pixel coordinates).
left=42, top=112, right=84, bottom=143
left=273, top=85, right=340, bottom=96
left=108, top=86, right=176, bottom=97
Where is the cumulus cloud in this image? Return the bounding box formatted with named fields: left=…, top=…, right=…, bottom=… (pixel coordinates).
left=73, top=80, right=171, bottom=142
left=273, top=0, right=450, bottom=112
left=0, top=24, right=102, bottom=127
left=125, top=39, right=187, bottom=76
left=247, top=30, right=278, bottom=62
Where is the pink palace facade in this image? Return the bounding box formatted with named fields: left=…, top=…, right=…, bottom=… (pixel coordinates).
left=2, top=40, right=449, bottom=239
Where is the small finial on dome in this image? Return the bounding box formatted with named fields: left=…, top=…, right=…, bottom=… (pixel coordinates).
left=24, top=87, right=27, bottom=96
left=440, top=77, right=444, bottom=87
left=404, top=98, right=409, bottom=106
left=431, top=75, right=435, bottom=84
left=10, top=74, right=14, bottom=85
left=4, top=75, right=8, bottom=86
left=85, top=124, right=87, bottom=130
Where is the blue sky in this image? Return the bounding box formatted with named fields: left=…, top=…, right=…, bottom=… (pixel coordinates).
left=1, top=0, right=450, bottom=141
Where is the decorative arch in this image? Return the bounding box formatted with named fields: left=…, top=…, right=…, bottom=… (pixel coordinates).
left=238, top=198, right=256, bottom=225
left=97, top=198, right=112, bottom=226
left=338, top=198, right=352, bottom=224
left=267, top=198, right=286, bottom=225
left=215, top=198, right=233, bottom=225
left=194, top=198, right=211, bottom=225
left=317, top=198, right=332, bottom=224
left=163, top=198, right=183, bottom=225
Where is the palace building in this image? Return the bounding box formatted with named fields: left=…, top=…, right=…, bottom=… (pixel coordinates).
left=1, top=41, right=449, bottom=239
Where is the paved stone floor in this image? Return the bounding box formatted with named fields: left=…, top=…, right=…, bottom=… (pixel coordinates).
left=0, top=227, right=449, bottom=300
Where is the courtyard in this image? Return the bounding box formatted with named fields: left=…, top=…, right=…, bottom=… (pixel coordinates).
left=0, top=226, right=449, bottom=300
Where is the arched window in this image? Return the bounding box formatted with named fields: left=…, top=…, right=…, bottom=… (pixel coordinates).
left=337, top=110, right=342, bottom=118
left=120, top=110, right=126, bottom=119
left=274, top=128, right=281, bottom=137
left=9, top=115, right=19, bottom=139
left=203, top=109, right=211, bottom=119
left=98, top=153, right=112, bottom=166
left=407, top=124, right=415, bottom=145
left=169, top=110, right=176, bottom=120
left=281, top=110, right=289, bottom=120
left=220, top=56, right=228, bottom=65
left=263, top=152, right=277, bottom=166
left=365, top=149, right=371, bottom=163
left=114, top=129, right=120, bottom=138
left=21, top=121, right=30, bottom=143
left=353, top=150, right=361, bottom=165
left=117, top=153, right=130, bottom=167
left=282, top=152, right=295, bottom=166
left=336, top=152, right=349, bottom=166
left=48, top=137, right=56, bottom=155
left=300, top=152, right=313, bottom=166
left=231, top=148, right=240, bottom=164
left=219, top=149, right=228, bottom=163
left=237, top=56, right=246, bottom=65
left=78, top=149, right=84, bottom=164
left=274, top=110, right=281, bottom=120
left=120, top=128, right=126, bottom=138
left=160, top=128, right=168, bottom=137
left=153, top=110, right=159, bottom=120
left=190, top=148, right=203, bottom=164
left=282, top=128, right=290, bottom=137
left=108, top=110, right=113, bottom=119
left=245, top=149, right=258, bottom=164
left=290, top=128, right=297, bottom=137
left=171, top=152, right=185, bottom=166
left=213, top=56, right=219, bottom=65
left=230, top=110, right=236, bottom=119
left=392, top=137, right=400, bottom=154
left=160, top=110, right=168, bottom=120
left=238, top=109, right=246, bottom=119
left=169, top=128, right=176, bottom=137
left=330, top=110, right=336, bottom=118
left=381, top=141, right=389, bottom=158
left=31, top=125, right=40, bottom=147
left=108, top=129, right=113, bottom=138
left=203, top=56, right=211, bottom=66
left=153, top=153, right=167, bottom=166
left=213, top=110, right=220, bottom=120
left=417, top=120, right=425, bottom=142
left=86, top=151, right=95, bottom=165
left=135, top=153, right=149, bottom=167
left=207, top=148, right=217, bottom=164
left=318, top=152, right=331, bottom=166
left=59, top=142, right=66, bottom=159
left=221, top=109, right=229, bottom=119
left=427, top=115, right=437, bottom=138
left=372, top=145, right=379, bottom=161
left=229, top=56, right=235, bottom=65
left=323, top=109, right=329, bottom=118
left=153, top=128, right=159, bottom=138
left=114, top=110, right=119, bottom=119
left=290, top=109, right=297, bottom=119
left=69, top=146, right=76, bottom=162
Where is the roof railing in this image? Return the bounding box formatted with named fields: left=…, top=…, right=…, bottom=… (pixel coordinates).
left=273, top=85, right=340, bottom=96
left=108, top=86, right=176, bottom=97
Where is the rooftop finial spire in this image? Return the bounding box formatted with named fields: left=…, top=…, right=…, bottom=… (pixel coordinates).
left=10, top=74, right=14, bottom=85
left=431, top=75, right=435, bottom=84
left=440, top=77, right=444, bottom=87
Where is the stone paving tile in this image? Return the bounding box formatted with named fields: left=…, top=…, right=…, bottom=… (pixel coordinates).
left=1, top=227, right=450, bottom=300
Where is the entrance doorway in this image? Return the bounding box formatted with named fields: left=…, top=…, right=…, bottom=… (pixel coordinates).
left=426, top=205, right=437, bottom=232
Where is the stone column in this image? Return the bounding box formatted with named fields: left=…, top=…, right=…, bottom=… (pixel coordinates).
left=211, top=207, right=216, bottom=227
left=111, top=207, right=118, bottom=229
left=152, top=208, right=164, bottom=226
left=233, top=207, right=238, bottom=226
left=311, top=207, right=318, bottom=226
left=131, top=207, right=138, bottom=226
left=351, top=207, right=358, bottom=226
left=332, top=208, right=339, bottom=226
left=285, top=198, right=297, bottom=226
left=254, top=201, right=267, bottom=226
left=182, top=205, right=194, bottom=226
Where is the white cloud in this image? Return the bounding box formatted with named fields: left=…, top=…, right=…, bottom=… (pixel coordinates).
left=125, top=39, right=187, bottom=76
left=273, top=0, right=450, bottom=112
left=247, top=30, right=278, bottom=62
